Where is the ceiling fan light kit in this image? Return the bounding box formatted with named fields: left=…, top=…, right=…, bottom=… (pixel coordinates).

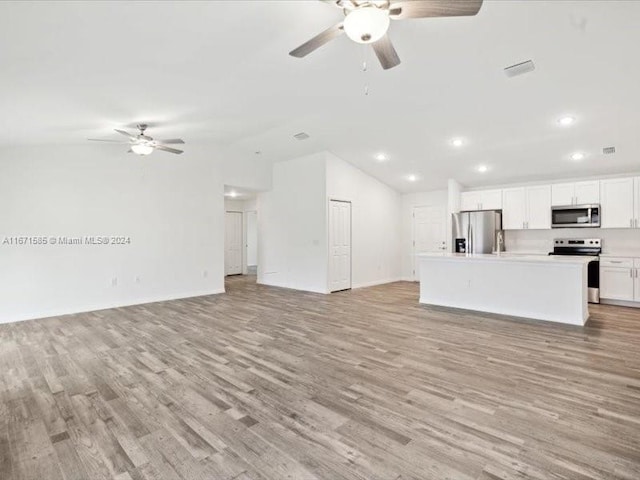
left=290, top=0, right=483, bottom=70
left=343, top=6, right=390, bottom=44
left=130, top=143, right=154, bottom=156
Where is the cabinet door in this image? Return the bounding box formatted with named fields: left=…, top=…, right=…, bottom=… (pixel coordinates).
left=502, top=188, right=526, bottom=230
left=551, top=183, right=574, bottom=206
left=460, top=191, right=481, bottom=211
left=601, top=178, right=634, bottom=228
left=574, top=181, right=600, bottom=205
left=635, top=259, right=640, bottom=301
left=635, top=178, right=640, bottom=228
left=480, top=189, right=503, bottom=210
left=526, top=185, right=551, bottom=229
left=600, top=267, right=635, bottom=301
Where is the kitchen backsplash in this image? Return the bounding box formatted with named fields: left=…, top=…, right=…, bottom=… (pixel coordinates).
left=505, top=228, right=640, bottom=256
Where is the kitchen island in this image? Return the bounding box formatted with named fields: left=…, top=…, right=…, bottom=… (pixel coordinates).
left=417, top=253, right=593, bottom=325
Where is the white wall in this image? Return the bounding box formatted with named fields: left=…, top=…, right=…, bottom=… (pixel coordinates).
left=400, top=189, right=448, bottom=280
left=0, top=143, right=271, bottom=324
left=326, top=153, right=402, bottom=289
left=257, top=153, right=328, bottom=293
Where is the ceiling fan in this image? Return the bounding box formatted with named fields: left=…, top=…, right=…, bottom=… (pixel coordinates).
left=88, top=124, right=185, bottom=155
left=289, top=0, right=483, bottom=70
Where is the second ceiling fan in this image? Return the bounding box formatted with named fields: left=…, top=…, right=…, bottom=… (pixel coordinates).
left=290, top=0, right=483, bottom=70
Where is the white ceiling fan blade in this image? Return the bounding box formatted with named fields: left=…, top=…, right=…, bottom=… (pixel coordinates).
left=114, top=129, right=137, bottom=140
left=289, top=22, right=344, bottom=58
left=88, top=138, right=129, bottom=143
left=389, top=0, right=483, bottom=19
left=158, top=138, right=185, bottom=145
left=372, top=34, right=401, bottom=70
left=155, top=145, right=184, bottom=155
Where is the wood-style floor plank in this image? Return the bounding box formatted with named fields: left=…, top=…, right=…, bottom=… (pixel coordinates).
left=1, top=276, right=640, bottom=479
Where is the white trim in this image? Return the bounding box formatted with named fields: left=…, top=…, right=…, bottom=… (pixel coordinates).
left=352, top=278, right=402, bottom=289
left=600, top=299, right=640, bottom=309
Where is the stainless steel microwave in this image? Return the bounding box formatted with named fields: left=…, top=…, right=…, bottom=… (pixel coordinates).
left=551, top=204, right=600, bottom=228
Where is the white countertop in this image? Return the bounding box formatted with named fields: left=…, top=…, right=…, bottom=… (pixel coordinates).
left=417, top=252, right=593, bottom=265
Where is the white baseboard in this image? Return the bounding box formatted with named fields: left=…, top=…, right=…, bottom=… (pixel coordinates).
left=600, top=299, right=640, bottom=309
left=0, top=288, right=226, bottom=326
left=352, top=278, right=403, bottom=289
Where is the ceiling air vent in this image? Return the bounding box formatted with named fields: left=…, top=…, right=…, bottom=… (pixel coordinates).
left=602, top=146, right=616, bottom=155
left=504, top=60, right=535, bottom=78
left=293, top=132, right=310, bottom=140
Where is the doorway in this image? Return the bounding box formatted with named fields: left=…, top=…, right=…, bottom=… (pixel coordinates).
left=412, top=205, right=446, bottom=280
left=329, top=199, right=352, bottom=292
left=225, top=211, right=243, bottom=276
left=246, top=210, right=258, bottom=274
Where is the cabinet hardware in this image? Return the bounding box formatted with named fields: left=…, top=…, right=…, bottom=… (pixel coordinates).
left=631, top=269, right=634, bottom=279
left=610, top=260, right=623, bottom=264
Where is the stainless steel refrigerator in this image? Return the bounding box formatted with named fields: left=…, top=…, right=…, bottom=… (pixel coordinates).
left=452, top=211, right=504, bottom=254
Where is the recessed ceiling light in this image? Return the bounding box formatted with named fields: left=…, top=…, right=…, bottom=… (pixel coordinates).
left=477, top=165, right=488, bottom=173
left=407, top=174, right=418, bottom=182
left=570, top=152, right=585, bottom=161
left=451, top=138, right=465, bottom=147
left=558, top=116, right=575, bottom=126
left=375, top=153, right=387, bottom=161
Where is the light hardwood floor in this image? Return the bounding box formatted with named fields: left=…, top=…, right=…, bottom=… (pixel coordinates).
left=1, top=276, right=640, bottom=480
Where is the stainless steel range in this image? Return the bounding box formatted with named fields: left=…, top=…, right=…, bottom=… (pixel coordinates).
left=549, top=238, right=601, bottom=303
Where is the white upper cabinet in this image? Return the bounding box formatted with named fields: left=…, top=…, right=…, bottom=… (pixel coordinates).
left=481, top=189, right=503, bottom=210
left=460, top=191, right=482, bottom=211
left=551, top=181, right=599, bottom=206
left=600, top=177, right=634, bottom=228
left=502, top=188, right=526, bottom=230
left=635, top=177, right=640, bottom=229
left=502, top=185, right=550, bottom=230
left=460, top=189, right=502, bottom=211
left=526, top=185, right=552, bottom=229
left=551, top=183, right=574, bottom=206
left=574, top=181, right=600, bottom=204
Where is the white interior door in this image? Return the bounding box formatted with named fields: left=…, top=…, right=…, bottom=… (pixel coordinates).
left=413, top=206, right=446, bottom=280
left=225, top=211, right=243, bottom=275
left=329, top=200, right=352, bottom=292
left=246, top=211, right=258, bottom=269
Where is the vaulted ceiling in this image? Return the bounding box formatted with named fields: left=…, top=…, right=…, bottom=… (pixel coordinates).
left=1, top=1, right=639, bottom=192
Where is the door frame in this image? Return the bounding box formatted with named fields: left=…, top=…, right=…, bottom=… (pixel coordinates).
left=244, top=209, right=258, bottom=275
left=225, top=210, right=244, bottom=276
left=411, top=204, right=447, bottom=281
left=327, top=198, right=352, bottom=293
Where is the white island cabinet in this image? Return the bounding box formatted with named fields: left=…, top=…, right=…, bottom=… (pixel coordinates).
left=418, top=253, right=591, bottom=325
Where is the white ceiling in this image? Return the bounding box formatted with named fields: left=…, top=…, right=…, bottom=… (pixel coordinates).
left=1, top=1, right=639, bottom=192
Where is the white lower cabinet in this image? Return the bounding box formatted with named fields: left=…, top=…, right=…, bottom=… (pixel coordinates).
left=600, top=257, right=636, bottom=302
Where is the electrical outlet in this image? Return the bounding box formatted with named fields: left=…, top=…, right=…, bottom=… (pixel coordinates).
left=203, top=270, right=208, bottom=278
left=111, top=277, right=118, bottom=287
left=135, top=276, right=141, bottom=284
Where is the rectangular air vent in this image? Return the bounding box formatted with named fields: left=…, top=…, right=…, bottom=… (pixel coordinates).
left=504, top=60, right=535, bottom=78
left=603, top=146, right=616, bottom=155
left=293, top=132, right=310, bottom=140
